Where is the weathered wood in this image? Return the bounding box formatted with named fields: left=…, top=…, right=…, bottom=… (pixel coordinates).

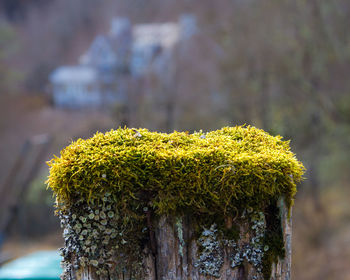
left=48, top=127, right=304, bottom=280
left=270, top=199, right=292, bottom=280
left=73, top=199, right=291, bottom=280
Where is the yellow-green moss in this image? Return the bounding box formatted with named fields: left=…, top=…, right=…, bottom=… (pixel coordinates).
left=47, top=125, right=304, bottom=279
left=47, top=125, right=304, bottom=215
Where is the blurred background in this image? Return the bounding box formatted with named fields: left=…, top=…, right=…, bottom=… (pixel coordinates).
left=0, top=0, right=349, bottom=279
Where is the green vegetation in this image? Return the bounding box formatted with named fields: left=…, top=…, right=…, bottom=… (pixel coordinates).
left=47, top=125, right=304, bottom=279
left=47, top=126, right=304, bottom=214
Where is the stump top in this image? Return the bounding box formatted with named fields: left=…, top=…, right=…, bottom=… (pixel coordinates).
left=47, top=126, right=304, bottom=215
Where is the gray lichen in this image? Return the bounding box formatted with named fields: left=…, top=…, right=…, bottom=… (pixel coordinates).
left=195, top=224, right=224, bottom=278
left=175, top=217, right=185, bottom=258
left=58, top=192, right=145, bottom=280
left=228, top=211, right=267, bottom=279
left=195, top=211, right=268, bottom=279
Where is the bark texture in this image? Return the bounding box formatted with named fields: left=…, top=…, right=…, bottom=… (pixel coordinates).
left=75, top=200, right=292, bottom=280
left=270, top=199, right=292, bottom=280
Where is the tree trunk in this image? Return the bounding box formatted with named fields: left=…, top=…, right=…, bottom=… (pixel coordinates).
left=72, top=198, right=291, bottom=280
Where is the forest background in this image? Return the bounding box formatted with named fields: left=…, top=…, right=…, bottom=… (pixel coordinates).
left=0, top=1, right=350, bottom=279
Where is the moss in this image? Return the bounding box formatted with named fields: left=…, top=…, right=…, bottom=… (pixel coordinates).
left=47, top=125, right=304, bottom=278
left=47, top=126, right=304, bottom=213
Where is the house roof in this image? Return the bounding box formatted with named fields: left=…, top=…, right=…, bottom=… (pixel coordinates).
left=79, top=35, right=117, bottom=67
left=50, top=66, right=98, bottom=84
left=130, top=23, right=180, bottom=76
left=50, top=19, right=185, bottom=84
left=132, top=23, right=180, bottom=49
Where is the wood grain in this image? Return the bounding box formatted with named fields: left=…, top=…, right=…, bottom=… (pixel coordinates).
left=75, top=200, right=292, bottom=280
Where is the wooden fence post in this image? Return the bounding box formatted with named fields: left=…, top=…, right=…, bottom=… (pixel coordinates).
left=47, top=127, right=304, bottom=280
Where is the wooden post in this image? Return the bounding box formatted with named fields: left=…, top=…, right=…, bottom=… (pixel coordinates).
left=58, top=197, right=292, bottom=280
left=48, top=127, right=304, bottom=280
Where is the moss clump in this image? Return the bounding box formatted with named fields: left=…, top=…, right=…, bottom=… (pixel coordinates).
left=47, top=125, right=304, bottom=279
left=47, top=126, right=304, bottom=214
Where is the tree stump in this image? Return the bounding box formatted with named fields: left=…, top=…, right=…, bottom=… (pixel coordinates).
left=47, top=127, right=304, bottom=280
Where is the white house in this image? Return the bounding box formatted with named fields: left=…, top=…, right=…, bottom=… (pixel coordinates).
left=50, top=15, right=197, bottom=108
left=50, top=66, right=100, bottom=108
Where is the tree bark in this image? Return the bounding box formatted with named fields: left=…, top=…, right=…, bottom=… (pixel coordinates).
left=74, top=199, right=292, bottom=280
